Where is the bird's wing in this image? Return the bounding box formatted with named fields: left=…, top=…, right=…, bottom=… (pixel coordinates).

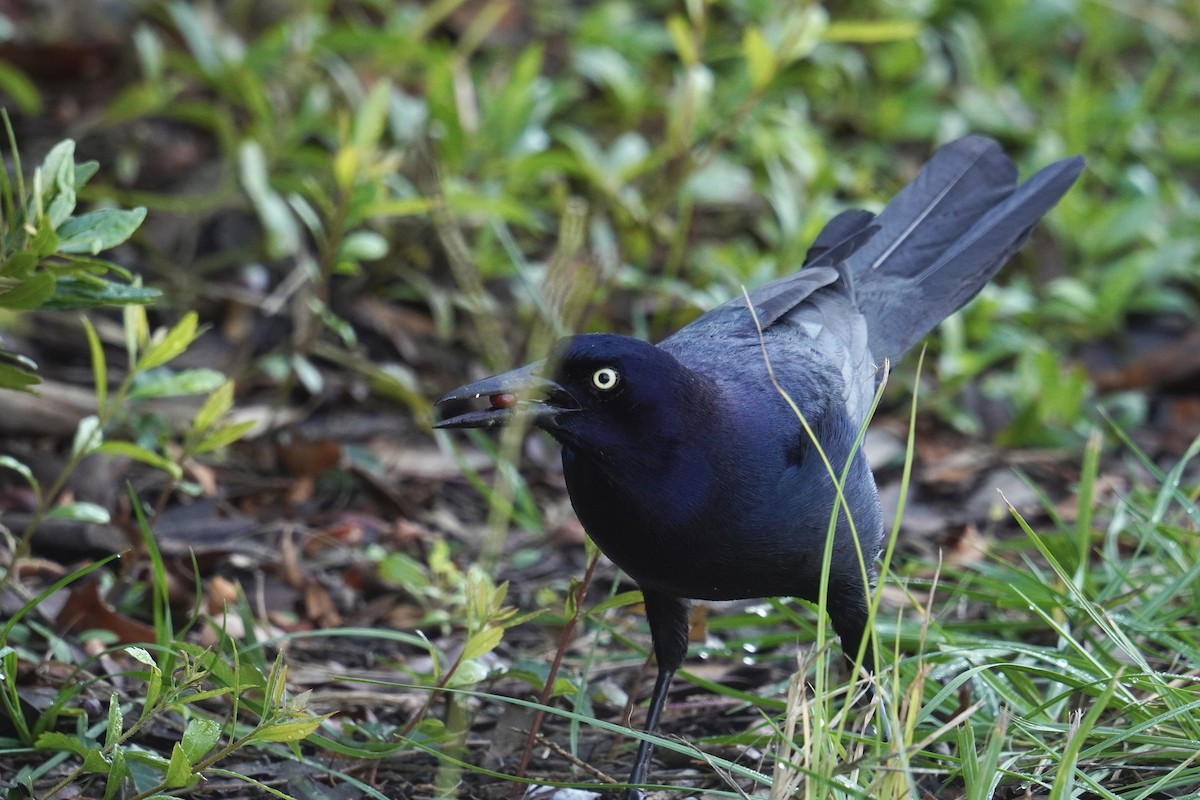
left=751, top=222, right=879, bottom=328
left=661, top=266, right=876, bottom=425
left=671, top=217, right=878, bottom=337
left=661, top=216, right=881, bottom=423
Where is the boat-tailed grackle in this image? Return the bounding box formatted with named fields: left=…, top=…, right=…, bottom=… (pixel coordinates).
left=435, top=135, right=1084, bottom=797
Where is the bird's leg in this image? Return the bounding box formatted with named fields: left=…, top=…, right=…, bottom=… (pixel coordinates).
left=624, top=665, right=676, bottom=799
left=623, top=591, right=690, bottom=800
left=828, top=589, right=893, bottom=740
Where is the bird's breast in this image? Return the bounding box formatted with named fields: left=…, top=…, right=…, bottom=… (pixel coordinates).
left=560, top=440, right=823, bottom=601
left=558, top=404, right=883, bottom=603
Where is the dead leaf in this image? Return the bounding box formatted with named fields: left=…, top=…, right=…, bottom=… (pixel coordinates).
left=303, top=518, right=368, bottom=556
left=942, top=523, right=989, bottom=566
left=276, top=437, right=342, bottom=477
left=688, top=603, right=708, bottom=643
left=206, top=575, right=240, bottom=613
left=280, top=527, right=303, bottom=587
left=184, top=458, right=219, bottom=496
left=1092, top=325, right=1200, bottom=392
left=919, top=445, right=995, bottom=492
left=57, top=580, right=156, bottom=644
left=286, top=474, right=316, bottom=505
left=304, top=580, right=342, bottom=628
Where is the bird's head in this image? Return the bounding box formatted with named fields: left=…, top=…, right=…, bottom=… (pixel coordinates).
left=434, top=333, right=708, bottom=456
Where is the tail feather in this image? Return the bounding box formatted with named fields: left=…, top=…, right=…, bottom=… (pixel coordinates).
left=804, top=209, right=876, bottom=265
left=909, top=156, right=1085, bottom=286
left=838, top=136, right=1084, bottom=362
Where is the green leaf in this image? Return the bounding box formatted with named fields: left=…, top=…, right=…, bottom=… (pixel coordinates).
left=247, top=716, right=327, bottom=743
left=102, top=747, right=127, bottom=800
left=265, top=654, right=288, bottom=708
left=95, top=441, right=183, bottom=479
left=0, top=271, right=55, bottom=310
left=47, top=501, right=111, bottom=524
left=133, top=24, right=165, bottom=82
left=286, top=192, right=323, bottom=238
left=176, top=686, right=234, bottom=706
left=506, top=664, right=578, bottom=698
left=291, top=353, right=323, bottom=394
left=448, top=658, right=490, bottom=686
left=74, top=160, right=100, bottom=189
left=572, top=47, right=641, bottom=113
left=461, top=626, right=504, bottom=662
left=822, top=19, right=922, bottom=43
left=332, top=146, right=362, bottom=200
left=42, top=276, right=160, bottom=310
left=180, top=718, right=220, bottom=763
left=1, top=252, right=39, bottom=279
left=125, top=645, right=164, bottom=720
left=0, top=455, right=40, bottom=500
left=125, top=303, right=147, bottom=364
left=588, top=589, right=644, bottom=614
left=743, top=27, right=776, bottom=91
left=104, top=692, right=123, bottom=749
left=26, top=216, right=60, bottom=257
left=484, top=44, right=544, bottom=158
left=193, top=379, right=234, bottom=433
left=139, top=658, right=163, bottom=719
left=56, top=208, right=148, bottom=254
left=71, top=414, right=103, bottom=458
left=82, top=317, right=107, bottom=409
left=772, top=3, right=830, bottom=64
left=359, top=197, right=432, bottom=218
left=0, top=61, right=42, bottom=114
left=183, top=644, right=267, bottom=696
left=423, top=50, right=465, bottom=168
left=39, top=140, right=74, bottom=191
left=46, top=183, right=76, bottom=231
left=379, top=552, right=429, bottom=588
left=104, top=83, right=171, bottom=124
left=0, top=358, right=41, bottom=392
left=239, top=140, right=300, bottom=258
left=129, top=367, right=224, bottom=399
left=137, top=312, right=198, bottom=370
left=666, top=15, right=698, bottom=66
left=119, top=750, right=169, bottom=772
left=81, top=748, right=113, bottom=773
left=38, top=139, right=77, bottom=227
left=166, top=1, right=224, bottom=75
left=163, top=743, right=195, bottom=788
left=193, top=420, right=255, bottom=454
left=35, top=731, right=92, bottom=757
left=339, top=230, right=388, bottom=262
left=352, top=79, right=393, bottom=154
left=126, top=646, right=155, bottom=666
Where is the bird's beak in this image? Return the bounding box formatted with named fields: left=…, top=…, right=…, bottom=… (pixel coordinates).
left=433, top=360, right=580, bottom=429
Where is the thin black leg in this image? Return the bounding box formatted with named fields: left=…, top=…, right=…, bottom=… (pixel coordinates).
left=623, top=666, right=675, bottom=800
left=623, top=591, right=689, bottom=800
left=827, top=584, right=892, bottom=741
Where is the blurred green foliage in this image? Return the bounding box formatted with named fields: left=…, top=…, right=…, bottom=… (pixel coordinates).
left=30, top=0, right=1184, bottom=443
left=0, top=0, right=1192, bottom=686
left=0, top=129, right=153, bottom=391
left=70, top=0, right=1200, bottom=443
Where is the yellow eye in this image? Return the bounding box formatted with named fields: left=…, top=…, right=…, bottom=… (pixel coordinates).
left=592, top=367, right=619, bottom=391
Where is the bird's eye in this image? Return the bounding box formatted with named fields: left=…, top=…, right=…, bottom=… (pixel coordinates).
left=591, top=367, right=619, bottom=391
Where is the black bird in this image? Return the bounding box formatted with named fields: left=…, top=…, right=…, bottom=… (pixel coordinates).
left=434, top=136, right=1084, bottom=795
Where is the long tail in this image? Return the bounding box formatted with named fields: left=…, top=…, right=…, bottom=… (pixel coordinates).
left=809, top=136, right=1084, bottom=363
